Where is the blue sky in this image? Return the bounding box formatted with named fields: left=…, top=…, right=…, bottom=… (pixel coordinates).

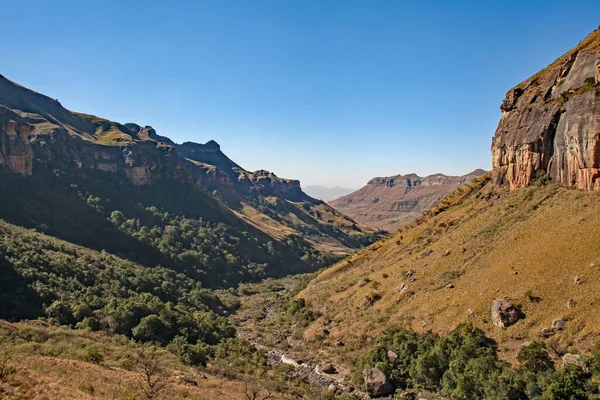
left=1, top=1, right=599, bottom=187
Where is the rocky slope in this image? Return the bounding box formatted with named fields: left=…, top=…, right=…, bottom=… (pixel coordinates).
left=329, top=170, right=486, bottom=231
left=0, top=74, right=380, bottom=283
left=492, top=27, right=600, bottom=190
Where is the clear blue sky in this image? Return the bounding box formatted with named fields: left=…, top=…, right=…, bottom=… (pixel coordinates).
left=1, top=1, right=599, bottom=187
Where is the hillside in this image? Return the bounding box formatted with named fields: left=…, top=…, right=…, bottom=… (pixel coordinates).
left=329, top=170, right=486, bottom=231
left=0, top=74, right=381, bottom=288
left=298, top=175, right=600, bottom=360
left=283, top=28, right=600, bottom=393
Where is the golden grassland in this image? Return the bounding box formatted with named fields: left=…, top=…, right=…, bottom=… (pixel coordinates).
left=297, top=175, right=600, bottom=365
left=0, top=321, right=284, bottom=400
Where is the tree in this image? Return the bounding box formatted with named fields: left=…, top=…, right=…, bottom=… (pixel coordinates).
left=135, top=347, right=168, bottom=400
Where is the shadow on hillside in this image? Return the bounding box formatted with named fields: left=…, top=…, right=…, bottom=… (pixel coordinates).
left=0, top=258, right=43, bottom=320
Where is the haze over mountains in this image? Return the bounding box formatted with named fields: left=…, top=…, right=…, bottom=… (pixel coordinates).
left=329, top=170, right=486, bottom=231
left=303, top=185, right=358, bottom=201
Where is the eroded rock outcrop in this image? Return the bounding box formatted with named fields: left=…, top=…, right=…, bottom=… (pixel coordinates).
left=0, top=106, right=33, bottom=175
left=492, top=28, right=600, bottom=190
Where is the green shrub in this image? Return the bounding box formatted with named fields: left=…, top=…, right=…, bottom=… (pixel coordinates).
left=517, top=342, right=553, bottom=373
left=84, top=347, right=104, bottom=364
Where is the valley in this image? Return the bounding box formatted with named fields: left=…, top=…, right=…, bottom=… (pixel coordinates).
left=1, top=19, right=600, bottom=400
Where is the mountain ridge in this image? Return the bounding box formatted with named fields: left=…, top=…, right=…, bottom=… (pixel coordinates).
left=0, top=74, right=382, bottom=286
left=329, top=169, right=487, bottom=231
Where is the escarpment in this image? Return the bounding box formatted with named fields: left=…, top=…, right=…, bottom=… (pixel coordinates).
left=492, top=28, right=600, bottom=190
left=0, top=73, right=380, bottom=257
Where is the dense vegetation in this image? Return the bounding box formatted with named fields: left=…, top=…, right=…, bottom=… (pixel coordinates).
left=0, top=220, right=238, bottom=352
left=360, top=323, right=599, bottom=399
left=0, top=162, right=336, bottom=288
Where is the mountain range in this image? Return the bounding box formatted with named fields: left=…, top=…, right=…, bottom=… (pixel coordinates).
left=294, top=27, right=600, bottom=371
left=0, top=73, right=381, bottom=290
left=329, top=170, right=487, bottom=231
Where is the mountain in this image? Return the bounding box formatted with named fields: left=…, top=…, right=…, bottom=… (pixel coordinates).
left=329, top=170, right=486, bottom=231
left=303, top=185, right=358, bottom=201
left=0, top=74, right=381, bottom=289
left=289, top=28, right=600, bottom=374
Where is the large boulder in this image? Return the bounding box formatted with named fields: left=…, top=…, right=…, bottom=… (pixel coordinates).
left=363, top=367, right=393, bottom=397
left=491, top=298, right=523, bottom=328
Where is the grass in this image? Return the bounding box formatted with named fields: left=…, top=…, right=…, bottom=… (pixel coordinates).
left=296, top=177, right=600, bottom=368
left=0, top=320, right=289, bottom=400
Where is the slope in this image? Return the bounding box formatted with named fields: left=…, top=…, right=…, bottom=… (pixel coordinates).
left=297, top=176, right=600, bottom=363
left=0, top=74, right=381, bottom=287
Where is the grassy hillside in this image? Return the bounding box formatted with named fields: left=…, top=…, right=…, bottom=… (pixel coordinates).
left=0, top=321, right=286, bottom=400
left=297, top=175, right=600, bottom=363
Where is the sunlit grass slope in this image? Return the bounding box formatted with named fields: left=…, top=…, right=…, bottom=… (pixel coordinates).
left=298, top=174, right=600, bottom=362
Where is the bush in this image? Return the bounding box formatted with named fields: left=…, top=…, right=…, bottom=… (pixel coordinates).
left=517, top=342, right=553, bottom=373
left=84, top=347, right=104, bottom=364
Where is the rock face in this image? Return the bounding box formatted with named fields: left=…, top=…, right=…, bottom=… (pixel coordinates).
left=0, top=106, right=34, bottom=175
left=492, top=28, right=600, bottom=190
left=491, top=298, right=523, bottom=328
left=0, top=73, right=381, bottom=257
left=363, top=368, right=393, bottom=397
left=329, top=170, right=487, bottom=231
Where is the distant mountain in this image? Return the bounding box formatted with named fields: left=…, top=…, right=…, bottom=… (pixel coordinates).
left=303, top=185, right=358, bottom=201
left=329, top=170, right=486, bottom=231
left=0, top=74, right=382, bottom=289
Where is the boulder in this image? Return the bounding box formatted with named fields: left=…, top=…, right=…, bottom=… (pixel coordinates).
left=541, top=328, right=555, bottom=338
left=363, top=367, right=394, bottom=397
left=387, top=350, right=398, bottom=361
left=562, top=353, right=590, bottom=373
left=552, top=318, right=566, bottom=331
left=320, top=362, right=336, bottom=374
left=491, top=298, right=523, bottom=328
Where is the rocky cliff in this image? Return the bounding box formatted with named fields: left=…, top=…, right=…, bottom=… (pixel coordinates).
left=329, top=170, right=486, bottom=231
left=0, top=74, right=380, bottom=256
left=492, top=28, right=600, bottom=190
left=0, top=106, right=34, bottom=175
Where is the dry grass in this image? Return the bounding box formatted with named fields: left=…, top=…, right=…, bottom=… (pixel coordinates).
left=297, top=176, right=600, bottom=365
left=0, top=321, right=287, bottom=400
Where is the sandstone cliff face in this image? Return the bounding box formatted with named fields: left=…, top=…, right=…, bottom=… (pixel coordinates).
left=492, top=29, right=600, bottom=190
left=330, top=170, right=486, bottom=231
left=0, top=106, right=34, bottom=175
